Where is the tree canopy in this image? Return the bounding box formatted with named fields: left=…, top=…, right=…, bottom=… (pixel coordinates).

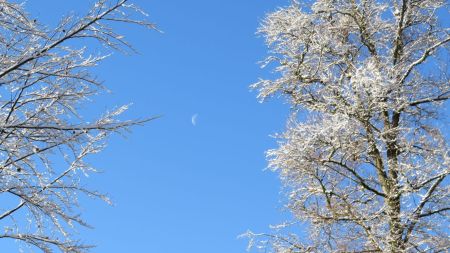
left=248, top=0, right=449, bottom=252
left=0, top=1, right=155, bottom=252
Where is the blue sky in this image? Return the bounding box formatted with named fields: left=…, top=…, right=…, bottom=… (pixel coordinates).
left=1, top=1, right=296, bottom=252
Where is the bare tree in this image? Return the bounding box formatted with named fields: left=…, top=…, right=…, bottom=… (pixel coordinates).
left=247, top=0, right=449, bottom=252
left=0, top=1, right=155, bottom=252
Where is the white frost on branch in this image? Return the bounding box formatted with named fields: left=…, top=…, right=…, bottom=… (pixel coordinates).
left=248, top=0, right=450, bottom=252
left=0, top=1, right=156, bottom=252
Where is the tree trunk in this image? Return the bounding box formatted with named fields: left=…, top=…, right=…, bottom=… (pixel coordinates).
left=388, top=196, right=403, bottom=252
left=386, top=112, right=403, bottom=252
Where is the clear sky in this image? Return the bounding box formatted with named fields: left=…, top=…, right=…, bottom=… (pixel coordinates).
left=1, top=1, right=296, bottom=252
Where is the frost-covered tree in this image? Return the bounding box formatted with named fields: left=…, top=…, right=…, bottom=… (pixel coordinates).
left=248, top=0, right=449, bottom=252
left=0, top=1, right=155, bottom=252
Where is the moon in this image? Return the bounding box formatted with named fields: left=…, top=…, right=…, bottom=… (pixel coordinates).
left=191, top=114, right=198, bottom=126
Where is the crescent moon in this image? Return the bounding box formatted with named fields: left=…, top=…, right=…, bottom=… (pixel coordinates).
left=191, top=114, right=198, bottom=126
